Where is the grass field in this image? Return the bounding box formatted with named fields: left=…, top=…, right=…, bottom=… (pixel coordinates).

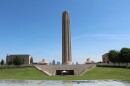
left=0, top=67, right=130, bottom=81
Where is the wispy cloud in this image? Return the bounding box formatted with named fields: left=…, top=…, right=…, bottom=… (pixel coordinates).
left=73, top=34, right=130, bottom=41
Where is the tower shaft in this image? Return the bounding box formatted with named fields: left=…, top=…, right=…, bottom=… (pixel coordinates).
left=62, top=11, right=72, bottom=65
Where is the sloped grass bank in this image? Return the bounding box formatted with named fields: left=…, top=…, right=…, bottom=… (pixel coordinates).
left=83, top=67, right=130, bottom=81
left=0, top=67, right=46, bottom=80
left=0, top=67, right=130, bottom=82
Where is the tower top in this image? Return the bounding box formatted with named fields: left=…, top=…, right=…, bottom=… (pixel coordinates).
left=63, top=11, right=69, bottom=15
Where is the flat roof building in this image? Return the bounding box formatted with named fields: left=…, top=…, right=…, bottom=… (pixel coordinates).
left=6, top=54, right=33, bottom=65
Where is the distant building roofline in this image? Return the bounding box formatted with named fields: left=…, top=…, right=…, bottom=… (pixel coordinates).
left=7, top=54, right=31, bottom=56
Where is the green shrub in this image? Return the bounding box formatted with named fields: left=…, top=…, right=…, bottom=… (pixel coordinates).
left=13, top=56, right=23, bottom=66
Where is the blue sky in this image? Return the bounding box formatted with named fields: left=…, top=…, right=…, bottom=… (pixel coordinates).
left=0, top=0, right=130, bottom=64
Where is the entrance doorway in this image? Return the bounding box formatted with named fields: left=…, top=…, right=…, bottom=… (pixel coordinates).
left=56, top=70, right=74, bottom=75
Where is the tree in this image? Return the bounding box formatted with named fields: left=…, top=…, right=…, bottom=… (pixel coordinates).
left=119, top=48, right=130, bottom=66
left=13, top=56, right=23, bottom=66
left=1, top=59, right=5, bottom=65
left=107, top=47, right=130, bottom=66
left=108, top=50, right=119, bottom=65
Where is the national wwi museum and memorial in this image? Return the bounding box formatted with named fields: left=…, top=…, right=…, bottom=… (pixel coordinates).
left=6, top=11, right=96, bottom=76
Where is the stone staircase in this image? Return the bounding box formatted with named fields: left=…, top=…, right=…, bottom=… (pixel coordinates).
left=35, top=64, right=96, bottom=76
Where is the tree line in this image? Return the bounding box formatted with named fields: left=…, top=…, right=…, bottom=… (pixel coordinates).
left=108, top=47, right=130, bottom=66
left=0, top=56, right=23, bottom=66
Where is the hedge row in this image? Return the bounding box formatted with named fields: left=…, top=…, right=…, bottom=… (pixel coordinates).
left=96, top=64, right=130, bottom=68
left=0, top=65, right=33, bottom=69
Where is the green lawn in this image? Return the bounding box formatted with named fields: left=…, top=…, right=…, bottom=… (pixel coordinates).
left=0, top=67, right=46, bottom=80
left=0, top=67, right=130, bottom=81
left=83, top=67, right=130, bottom=81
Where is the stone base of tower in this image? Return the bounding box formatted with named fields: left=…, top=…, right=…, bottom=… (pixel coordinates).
left=67, top=61, right=72, bottom=65
left=62, top=61, right=72, bottom=65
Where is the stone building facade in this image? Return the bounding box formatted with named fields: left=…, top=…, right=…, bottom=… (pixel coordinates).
left=6, top=54, right=33, bottom=65
left=102, top=53, right=110, bottom=63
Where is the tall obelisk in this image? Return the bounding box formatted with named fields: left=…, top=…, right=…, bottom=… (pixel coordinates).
left=62, top=11, right=72, bottom=65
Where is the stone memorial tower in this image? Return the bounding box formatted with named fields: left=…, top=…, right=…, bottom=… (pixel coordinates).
left=62, top=11, right=72, bottom=65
